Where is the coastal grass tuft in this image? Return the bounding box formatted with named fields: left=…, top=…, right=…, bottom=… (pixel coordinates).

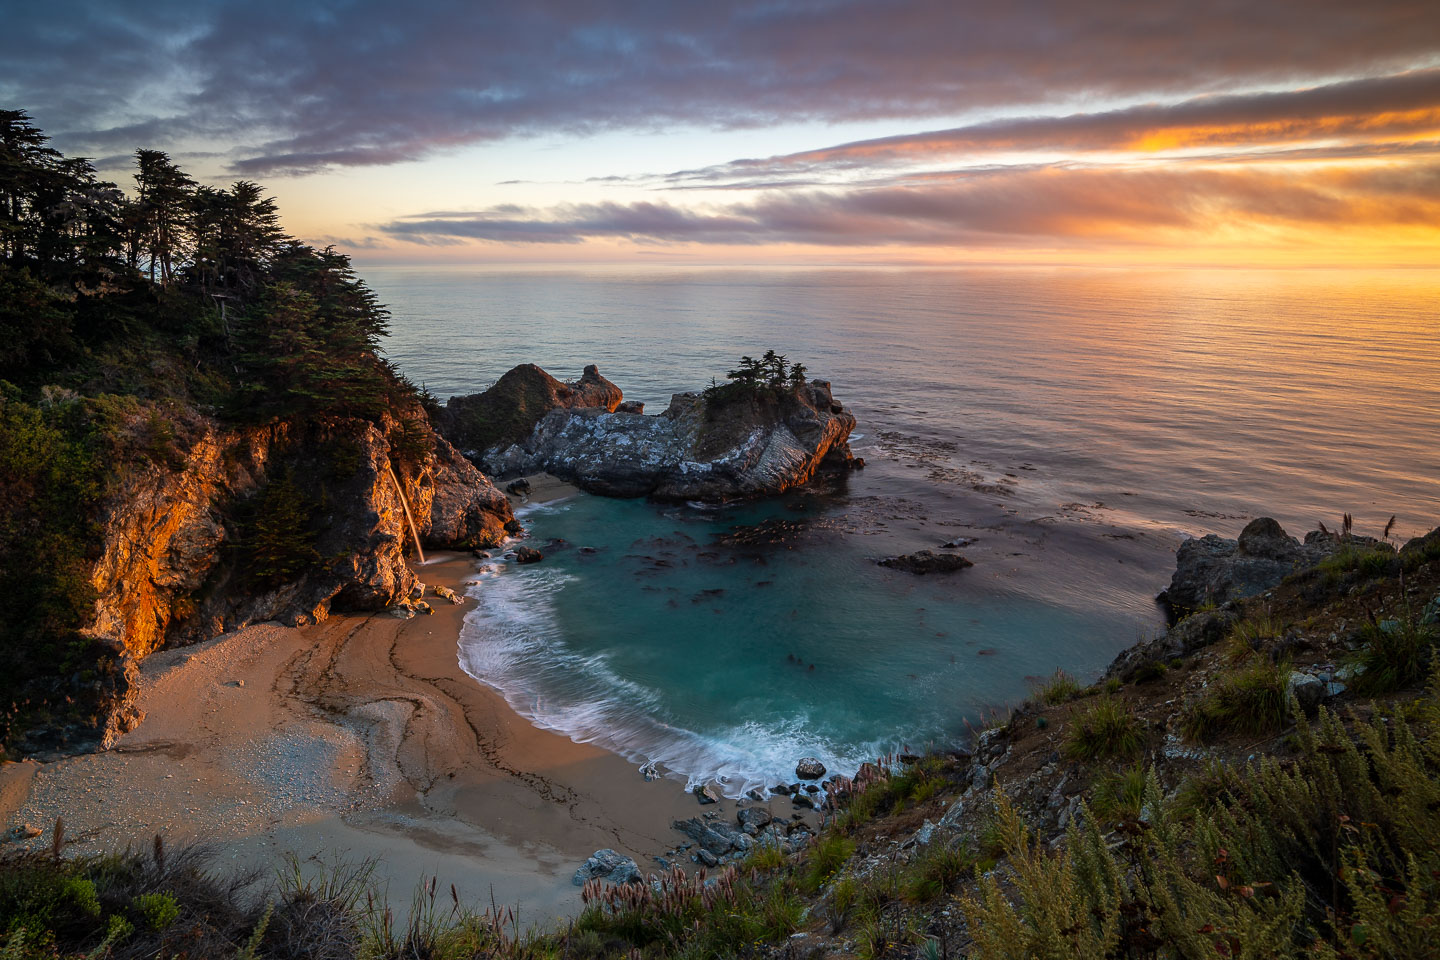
left=1225, top=612, right=1284, bottom=663
left=1346, top=613, right=1439, bottom=695
left=1319, top=542, right=1397, bottom=585
left=1180, top=658, right=1290, bottom=743
left=1090, top=765, right=1150, bottom=824
left=1030, top=669, right=1081, bottom=705
left=801, top=833, right=856, bottom=893
left=900, top=841, right=973, bottom=903
left=835, top=754, right=952, bottom=833
left=1061, top=695, right=1144, bottom=762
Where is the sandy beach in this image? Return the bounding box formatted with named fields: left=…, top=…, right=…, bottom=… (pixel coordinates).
left=0, top=478, right=784, bottom=925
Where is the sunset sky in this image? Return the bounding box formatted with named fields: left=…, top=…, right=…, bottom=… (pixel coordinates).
left=6, top=1, right=1440, bottom=266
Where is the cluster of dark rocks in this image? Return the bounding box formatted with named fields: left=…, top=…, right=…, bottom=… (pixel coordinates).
left=666, top=807, right=814, bottom=869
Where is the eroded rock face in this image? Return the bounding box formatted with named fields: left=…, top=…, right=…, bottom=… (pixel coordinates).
left=442, top=364, right=622, bottom=457
left=87, top=411, right=514, bottom=661
left=463, top=366, right=856, bottom=502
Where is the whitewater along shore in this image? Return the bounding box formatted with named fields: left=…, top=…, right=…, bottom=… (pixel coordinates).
left=0, top=543, right=729, bottom=922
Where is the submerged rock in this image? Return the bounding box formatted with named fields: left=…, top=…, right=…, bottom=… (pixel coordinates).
left=877, top=550, right=974, bottom=575
left=446, top=364, right=856, bottom=502
left=513, top=546, right=544, bottom=565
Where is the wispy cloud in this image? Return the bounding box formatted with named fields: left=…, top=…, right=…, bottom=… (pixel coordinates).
left=647, top=70, right=1440, bottom=188
left=379, top=163, right=1440, bottom=247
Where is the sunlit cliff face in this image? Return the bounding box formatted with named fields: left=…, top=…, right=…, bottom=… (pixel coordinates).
left=8, top=1, right=1440, bottom=266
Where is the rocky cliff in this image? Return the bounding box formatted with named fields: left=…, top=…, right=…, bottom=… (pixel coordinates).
left=448, top=364, right=857, bottom=501
left=79, top=405, right=515, bottom=747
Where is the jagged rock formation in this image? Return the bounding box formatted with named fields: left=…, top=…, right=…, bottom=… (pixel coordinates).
left=449, top=364, right=856, bottom=501
left=81, top=408, right=515, bottom=747
left=1156, top=517, right=1386, bottom=619
left=441, top=364, right=622, bottom=457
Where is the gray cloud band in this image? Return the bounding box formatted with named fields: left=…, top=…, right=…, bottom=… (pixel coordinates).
left=6, top=0, right=1439, bottom=175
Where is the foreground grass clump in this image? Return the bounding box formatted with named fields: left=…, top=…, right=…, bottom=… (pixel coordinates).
left=800, top=833, right=855, bottom=893
left=1062, top=695, right=1144, bottom=761
left=1225, top=612, right=1284, bottom=662
left=0, top=836, right=262, bottom=959
left=1347, top=613, right=1439, bottom=695
left=1181, top=658, right=1290, bottom=743
left=577, top=863, right=806, bottom=956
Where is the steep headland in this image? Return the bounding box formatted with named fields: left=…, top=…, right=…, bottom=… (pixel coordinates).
left=0, top=117, right=516, bottom=757
left=444, top=362, right=857, bottom=500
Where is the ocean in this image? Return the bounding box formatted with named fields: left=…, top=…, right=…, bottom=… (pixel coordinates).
left=366, top=265, right=1440, bottom=796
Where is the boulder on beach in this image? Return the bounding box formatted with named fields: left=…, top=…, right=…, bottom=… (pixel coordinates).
left=692, top=783, right=721, bottom=804
left=877, top=550, right=974, bottom=575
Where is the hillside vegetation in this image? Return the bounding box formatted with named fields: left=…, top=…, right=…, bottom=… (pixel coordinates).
left=0, top=111, right=435, bottom=755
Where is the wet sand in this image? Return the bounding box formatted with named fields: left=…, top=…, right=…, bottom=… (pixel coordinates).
left=0, top=476, right=779, bottom=924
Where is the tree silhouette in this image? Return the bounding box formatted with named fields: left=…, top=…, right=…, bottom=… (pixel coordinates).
left=133, top=149, right=195, bottom=285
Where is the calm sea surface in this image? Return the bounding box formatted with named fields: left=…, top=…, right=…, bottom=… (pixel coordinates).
left=366, top=266, right=1440, bottom=794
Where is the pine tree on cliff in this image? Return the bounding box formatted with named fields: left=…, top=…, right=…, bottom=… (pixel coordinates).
left=133, top=149, right=195, bottom=286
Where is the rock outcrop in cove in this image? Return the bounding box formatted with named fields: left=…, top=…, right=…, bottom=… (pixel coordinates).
left=444, top=364, right=857, bottom=501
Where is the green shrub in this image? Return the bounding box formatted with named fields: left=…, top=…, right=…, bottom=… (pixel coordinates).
left=1062, top=695, right=1144, bottom=762
left=1181, top=659, right=1290, bottom=743
left=1128, top=660, right=1167, bottom=684
left=837, top=754, right=952, bottom=831
left=130, top=891, right=179, bottom=931
left=1346, top=615, right=1438, bottom=695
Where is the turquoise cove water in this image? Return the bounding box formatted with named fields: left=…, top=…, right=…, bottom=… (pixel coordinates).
left=458, top=495, right=1125, bottom=795
left=369, top=266, right=1440, bottom=792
